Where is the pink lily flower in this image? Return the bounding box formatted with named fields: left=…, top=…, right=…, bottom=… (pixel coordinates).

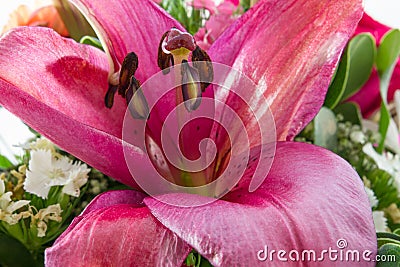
left=0, top=0, right=376, bottom=266
left=193, top=0, right=240, bottom=50
left=349, top=13, right=400, bottom=117
left=191, top=0, right=239, bottom=15
left=194, top=1, right=238, bottom=50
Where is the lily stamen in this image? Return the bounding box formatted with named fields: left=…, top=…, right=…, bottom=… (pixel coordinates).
left=157, top=28, right=214, bottom=112
left=181, top=60, right=202, bottom=112
left=126, top=76, right=149, bottom=120
left=105, top=52, right=149, bottom=119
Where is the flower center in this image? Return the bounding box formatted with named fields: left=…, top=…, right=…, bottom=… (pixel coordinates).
left=49, top=169, right=65, bottom=179
left=105, top=28, right=214, bottom=187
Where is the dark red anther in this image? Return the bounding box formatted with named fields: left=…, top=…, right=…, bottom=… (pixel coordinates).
left=192, top=46, right=214, bottom=92
left=104, top=84, right=118, bottom=109
left=118, top=52, right=139, bottom=96
left=158, top=30, right=174, bottom=74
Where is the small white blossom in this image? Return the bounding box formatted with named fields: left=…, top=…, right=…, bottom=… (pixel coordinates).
left=362, top=119, right=400, bottom=154
left=362, top=143, right=400, bottom=196
left=364, top=187, right=378, bottom=208
left=37, top=221, right=48, bottom=238
left=36, top=204, right=62, bottom=222
left=372, top=211, right=388, bottom=232
left=0, top=181, right=30, bottom=225
left=62, top=164, right=90, bottom=197
left=362, top=143, right=397, bottom=173
left=29, top=137, right=56, bottom=153
left=24, top=149, right=89, bottom=198
left=350, top=130, right=366, bottom=144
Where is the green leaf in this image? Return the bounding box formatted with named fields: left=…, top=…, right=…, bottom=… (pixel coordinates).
left=378, top=232, right=400, bottom=246
left=341, top=34, right=376, bottom=100
left=0, top=154, right=13, bottom=169
left=324, top=47, right=349, bottom=109
left=184, top=250, right=213, bottom=267
left=378, top=104, right=391, bottom=153
left=313, top=107, right=338, bottom=151
left=0, top=232, right=36, bottom=267
left=333, top=102, right=362, bottom=126
left=324, top=33, right=376, bottom=109
left=394, top=228, right=400, bottom=236
left=377, top=29, right=400, bottom=153
left=377, top=30, right=400, bottom=73
left=79, top=36, right=104, bottom=51
left=376, top=243, right=400, bottom=266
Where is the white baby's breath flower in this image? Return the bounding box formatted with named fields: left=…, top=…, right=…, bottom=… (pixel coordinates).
left=350, top=130, right=366, bottom=144
left=372, top=211, right=389, bottom=232
left=0, top=181, right=30, bottom=225
left=364, top=186, right=378, bottom=208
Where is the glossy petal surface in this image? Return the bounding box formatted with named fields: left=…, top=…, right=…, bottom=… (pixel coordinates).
left=0, top=27, right=141, bottom=187
left=209, top=0, right=363, bottom=140
left=145, top=142, right=376, bottom=266
left=45, top=190, right=191, bottom=267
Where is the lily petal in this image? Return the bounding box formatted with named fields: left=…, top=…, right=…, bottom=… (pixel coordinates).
left=69, top=0, right=185, bottom=80
left=0, top=27, right=143, bottom=187
left=45, top=190, right=191, bottom=267
left=209, top=0, right=363, bottom=140
left=145, top=142, right=376, bottom=266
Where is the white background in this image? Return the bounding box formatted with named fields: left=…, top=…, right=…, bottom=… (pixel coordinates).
left=0, top=0, right=399, bottom=162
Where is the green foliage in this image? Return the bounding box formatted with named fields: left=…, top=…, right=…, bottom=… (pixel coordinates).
left=376, top=232, right=400, bottom=266
left=376, top=243, right=400, bottom=266
left=0, top=232, right=38, bottom=267
left=52, top=0, right=96, bottom=41
left=0, top=154, right=13, bottom=170
left=240, top=0, right=251, bottom=12
left=377, top=30, right=400, bottom=153
left=324, top=33, right=376, bottom=109
left=366, top=169, right=399, bottom=210
left=333, top=102, right=362, bottom=126
left=160, top=0, right=206, bottom=35
left=185, top=250, right=213, bottom=267
left=79, top=36, right=104, bottom=51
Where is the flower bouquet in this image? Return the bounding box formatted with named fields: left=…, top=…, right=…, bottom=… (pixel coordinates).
left=0, top=0, right=399, bottom=266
